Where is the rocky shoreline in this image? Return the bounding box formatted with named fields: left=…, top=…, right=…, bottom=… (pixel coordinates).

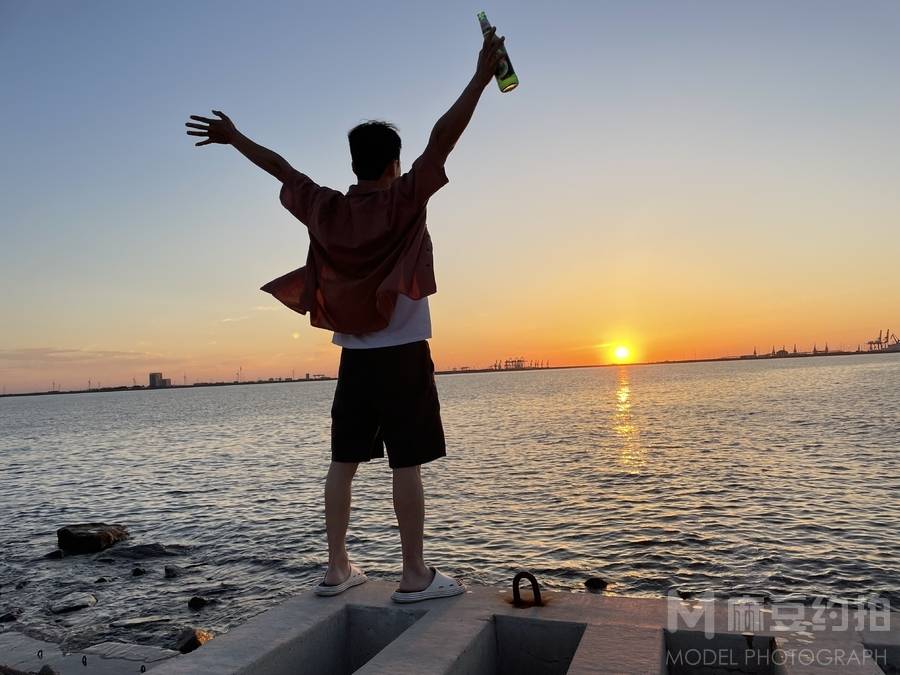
left=1, top=523, right=217, bottom=671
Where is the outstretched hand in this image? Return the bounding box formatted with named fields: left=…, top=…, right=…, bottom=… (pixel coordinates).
left=475, top=26, right=506, bottom=87
left=185, top=110, right=237, bottom=147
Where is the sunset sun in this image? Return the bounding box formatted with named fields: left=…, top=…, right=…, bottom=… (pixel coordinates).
left=614, top=345, right=630, bottom=362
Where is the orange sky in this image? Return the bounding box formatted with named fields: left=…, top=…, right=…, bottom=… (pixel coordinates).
left=2, top=2, right=900, bottom=394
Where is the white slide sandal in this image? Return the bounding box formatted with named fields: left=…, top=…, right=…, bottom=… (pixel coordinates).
left=314, top=564, right=368, bottom=597
left=391, top=567, right=465, bottom=603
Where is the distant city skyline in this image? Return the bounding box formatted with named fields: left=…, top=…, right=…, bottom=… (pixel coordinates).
left=2, top=1, right=899, bottom=394
left=3, top=331, right=898, bottom=397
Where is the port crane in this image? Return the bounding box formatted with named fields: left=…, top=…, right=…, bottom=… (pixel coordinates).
left=867, top=328, right=900, bottom=352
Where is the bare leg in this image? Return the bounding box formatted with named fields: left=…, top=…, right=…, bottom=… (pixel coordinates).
left=392, top=465, right=434, bottom=592
left=323, top=460, right=358, bottom=584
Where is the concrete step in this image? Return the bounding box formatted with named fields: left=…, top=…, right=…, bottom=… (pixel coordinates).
left=148, top=580, right=896, bottom=674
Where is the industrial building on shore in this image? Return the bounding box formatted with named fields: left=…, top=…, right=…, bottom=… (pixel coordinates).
left=148, top=372, right=172, bottom=389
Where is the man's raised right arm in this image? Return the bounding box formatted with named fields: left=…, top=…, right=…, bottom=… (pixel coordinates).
left=422, top=27, right=507, bottom=166
left=185, top=110, right=294, bottom=183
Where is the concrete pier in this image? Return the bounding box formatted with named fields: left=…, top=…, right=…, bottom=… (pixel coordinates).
left=0, top=631, right=178, bottom=674
left=149, top=580, right=899, bottom=674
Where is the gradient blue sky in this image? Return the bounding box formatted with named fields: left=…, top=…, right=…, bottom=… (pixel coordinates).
left=2, top=1, right=899, bottom=393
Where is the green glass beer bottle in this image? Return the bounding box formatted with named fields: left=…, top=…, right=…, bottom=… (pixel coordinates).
left=477, top=11, right=518, bottom=92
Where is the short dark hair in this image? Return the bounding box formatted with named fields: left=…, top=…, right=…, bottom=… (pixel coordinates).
left=348, top=121, right=401, bottom=180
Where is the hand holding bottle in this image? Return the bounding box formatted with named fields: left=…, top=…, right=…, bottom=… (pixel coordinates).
left=475, top=27, right=506, bottom=88
left=477, top=12, right=518, bottom=92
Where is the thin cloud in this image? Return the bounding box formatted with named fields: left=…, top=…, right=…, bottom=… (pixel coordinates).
left=556, top=343, right=610, bottom=352
left=0, top=347, right=177, bottom=366
left=220, top=316, right=249, bottom=323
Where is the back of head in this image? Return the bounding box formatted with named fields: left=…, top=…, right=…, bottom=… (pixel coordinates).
left=348, top=121, right=401, bottom=181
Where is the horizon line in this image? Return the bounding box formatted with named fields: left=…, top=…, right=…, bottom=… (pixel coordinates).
left=3, top=348, right=897, bottom=399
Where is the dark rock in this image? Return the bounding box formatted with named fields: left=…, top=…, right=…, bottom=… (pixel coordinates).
left=57, top=523, right=129, bottom=554
left=131, top=567, right=146, bottom=577
left=95, top=577, right=109, bottom=583
left=188, top=596, right=209, bottom=610
left=50, top=592, right=97, bottom=614
left=0, top=609, right=20, bottom=622
left=107, top=543, right=189, bottom=560
left=174, top=627, right=214, bottom=654
left=584, top=577, right=608, bottom=593
left=0, top=667, right=59, bottom=675
left=677, top=590, right=694, bottom=600
left=15, top=580, right=29, bottom=590
left=44, top=549, right=66, bottom=559
left=164, top=565, right=183, bottom=579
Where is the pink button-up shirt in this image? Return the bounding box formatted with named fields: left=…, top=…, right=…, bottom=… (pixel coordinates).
left=261, top=154, right=448, bottom=334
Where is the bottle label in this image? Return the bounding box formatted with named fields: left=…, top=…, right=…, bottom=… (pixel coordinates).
left=478, top=10, right=517, bottom=87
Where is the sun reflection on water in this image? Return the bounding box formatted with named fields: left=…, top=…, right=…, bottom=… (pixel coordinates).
left=614, top=367, right=645, bottom=472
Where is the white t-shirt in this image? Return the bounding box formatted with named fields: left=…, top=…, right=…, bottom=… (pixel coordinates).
left=332, top=295, right=432, bottom=349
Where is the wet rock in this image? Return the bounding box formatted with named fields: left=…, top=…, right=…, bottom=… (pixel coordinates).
left=174, top=627, right=213, bottom=654
left=44, top=549, right=66, bottom=559
left=131, top=567, right=147, bottom=577
left=0, top=608, right=20, bottom=622
left=110, top=615, right=171, bottom=628
left=57, top=523, right=129, bottom=554
left=1, top=665, right=59, bottom=675
left=50, top=592, right=97, bottom=614
left=584, top=577, right=608, bottom=593
left=95, top=577, right=109, bottom=583
left=188, top=596, right=210, bottom=610
left=164, top=565, right=183, bottom=579
left=15, top=580, right=29, bottom=590
left=83, top=641, right=180, bottom=661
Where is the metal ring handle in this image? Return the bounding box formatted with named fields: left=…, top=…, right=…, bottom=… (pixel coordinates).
left=512, top=570, right=542, bottom=607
